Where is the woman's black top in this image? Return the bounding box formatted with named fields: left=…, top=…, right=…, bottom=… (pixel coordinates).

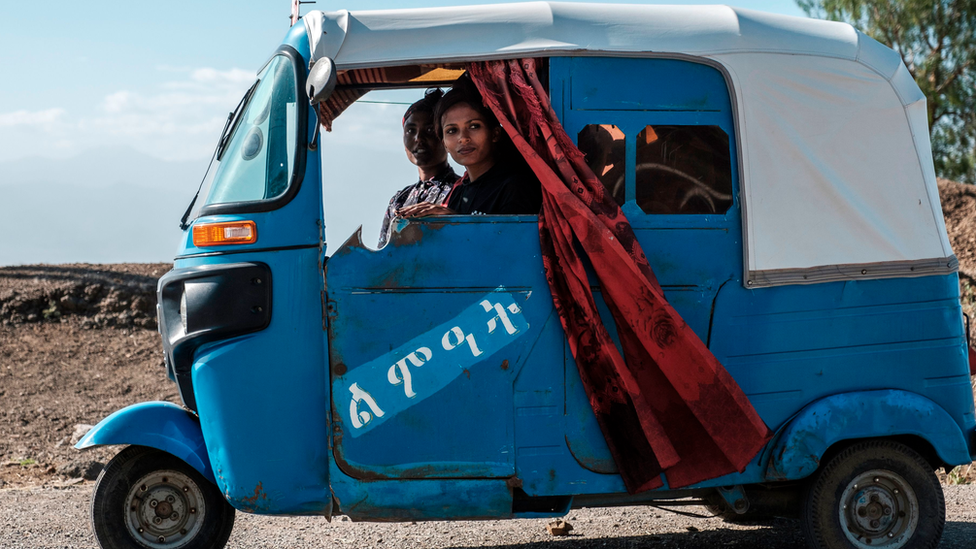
left=447, top=162, right=542, bottom=215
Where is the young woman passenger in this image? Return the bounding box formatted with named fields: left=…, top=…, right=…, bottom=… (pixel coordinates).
left=399, top=75, right=541, bottom=217
left=377, top=89, right=458, bottom=247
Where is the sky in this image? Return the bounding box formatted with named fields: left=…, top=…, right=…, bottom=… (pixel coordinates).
left=0, top=0, right=807, bottom=265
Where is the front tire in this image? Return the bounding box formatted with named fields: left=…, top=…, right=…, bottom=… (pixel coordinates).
left=801, top=440, right=944, bottom=549
left=90, top=445, right=235, bottom=549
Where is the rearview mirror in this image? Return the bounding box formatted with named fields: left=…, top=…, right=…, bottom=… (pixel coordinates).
left=306, top=57, right=337, bottom=104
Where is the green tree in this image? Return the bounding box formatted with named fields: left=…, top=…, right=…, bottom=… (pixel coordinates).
left=798, top=0, right=976, bottom=183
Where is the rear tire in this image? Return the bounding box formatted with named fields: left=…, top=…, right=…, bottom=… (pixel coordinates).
left=90, top=445, right=235, bottom=549
left=800, top=440, right=944, bottom=549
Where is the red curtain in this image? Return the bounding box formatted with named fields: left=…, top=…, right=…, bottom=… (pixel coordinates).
left=468, top=59, right=770, bottom=493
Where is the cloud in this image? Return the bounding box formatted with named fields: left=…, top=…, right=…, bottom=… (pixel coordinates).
left=321, top=100, right=404, bottom=151
left=190, top=67, right=255, bottom=86
left=0, top=108, right=66, bottom=128
left=0, top=69, right=420, bottom=166
left=101, top=91, right=131, bottom=113
left=80, top=67, right=259, bottom=159
left=0, top=67, right=256, bottom=162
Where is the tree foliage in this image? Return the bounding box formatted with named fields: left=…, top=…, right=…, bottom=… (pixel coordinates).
left=798, top=0, right=976, bottom=183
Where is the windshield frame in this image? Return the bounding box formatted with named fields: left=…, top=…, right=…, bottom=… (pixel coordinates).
left=197, top=44, right=309, bottom=218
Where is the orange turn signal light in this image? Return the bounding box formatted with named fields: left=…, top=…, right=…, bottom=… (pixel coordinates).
left=192, top=221, right=258, bottom=247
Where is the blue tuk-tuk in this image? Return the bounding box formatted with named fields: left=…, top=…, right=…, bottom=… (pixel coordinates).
left=78, top=4, right=975, bottom=549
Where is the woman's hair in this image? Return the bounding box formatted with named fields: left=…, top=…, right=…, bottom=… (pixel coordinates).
left=402, top=88, right=444, bottom=127
left=433, top=73, right=499, bottom=139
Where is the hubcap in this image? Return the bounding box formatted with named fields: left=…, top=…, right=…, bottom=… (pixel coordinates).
left=124, top=470, right=206, bottom=549
left=838, top=469, right=918, bottom=548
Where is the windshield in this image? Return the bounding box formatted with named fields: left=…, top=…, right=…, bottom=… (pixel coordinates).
left=205, top=54, right=298, bottom=206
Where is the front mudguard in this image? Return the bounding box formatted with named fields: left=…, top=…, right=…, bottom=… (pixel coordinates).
left=765, top=390, right=972, bottom=481
left=75, top=401, right=214, bottom=483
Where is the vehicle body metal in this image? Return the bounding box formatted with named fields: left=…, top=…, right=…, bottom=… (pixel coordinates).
left=82, top=4, right=975, bottom=548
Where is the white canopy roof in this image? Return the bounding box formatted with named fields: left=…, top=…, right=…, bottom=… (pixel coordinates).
left=304, top=3, right=955, bottom=287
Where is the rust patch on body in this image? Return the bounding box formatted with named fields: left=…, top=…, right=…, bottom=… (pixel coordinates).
left=331, top=227, right=367, bottom=258
left=237, top=481, right=271, bottom=513
left=332, top=440, right=387, bottom=482
left=333, top=362, right=347, bottom=376
left=391, top=220, right=454, bottom=247
left=463, top=368, right=471, bottom=379
left=375, top=265, right=407, bottom=289
left=500, top=359, right=509, bottom=370
left=392, top=223, right=425, bottom=247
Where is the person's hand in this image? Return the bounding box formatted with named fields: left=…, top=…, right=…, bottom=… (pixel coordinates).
left=398, top=203, right=455, bottom=218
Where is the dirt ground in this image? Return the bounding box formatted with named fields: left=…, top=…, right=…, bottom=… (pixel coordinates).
left=0, top=181, right=975, bottom=491
left=3, top=484, right=976, bottom=549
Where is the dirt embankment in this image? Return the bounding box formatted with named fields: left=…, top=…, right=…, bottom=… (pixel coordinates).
left=940, top=178, right=976, bottom=280
left=940, top=179, right=976, bottom=317
left=0, top=181, right=974, bottom=489
left=0, top=264, right=174, bottom=488
left=0, top=263, right=164, bottom=330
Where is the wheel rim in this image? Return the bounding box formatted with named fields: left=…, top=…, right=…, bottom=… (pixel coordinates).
left=838, top=469, right=919, bottom=549
left=123, top=470, right=207, bottom=549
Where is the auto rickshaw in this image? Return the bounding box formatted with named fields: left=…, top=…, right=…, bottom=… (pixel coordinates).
left=78, top=3, right=975, bottom=549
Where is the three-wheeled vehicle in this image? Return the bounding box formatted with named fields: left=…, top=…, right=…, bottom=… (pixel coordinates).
left=78, top=3, right=976, bottom=549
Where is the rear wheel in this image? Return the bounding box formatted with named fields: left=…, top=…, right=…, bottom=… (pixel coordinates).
left=801, top=440, right=944, bottom=549
left=90, top=445, right=235, bottom=549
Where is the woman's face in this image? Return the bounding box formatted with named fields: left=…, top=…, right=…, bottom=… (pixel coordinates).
left=403, top=110, right=447, bottom=169
left=441, top=103, right=500, bottom=179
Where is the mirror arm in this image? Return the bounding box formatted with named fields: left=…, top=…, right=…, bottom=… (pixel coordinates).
left=308, top=108, right=321, bottom=151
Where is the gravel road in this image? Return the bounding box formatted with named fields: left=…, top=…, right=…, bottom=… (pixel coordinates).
left=4, top=484, right=976, bottom=549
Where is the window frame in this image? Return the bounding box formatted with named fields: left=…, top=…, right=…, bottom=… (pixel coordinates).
left=197, top=45, right=309, bottom=219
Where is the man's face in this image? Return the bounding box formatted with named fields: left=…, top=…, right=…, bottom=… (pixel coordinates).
left=403, top=110, right=448, bottom=170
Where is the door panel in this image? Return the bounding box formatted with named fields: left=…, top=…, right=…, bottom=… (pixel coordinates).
left=326, top=217, right=557, bottom=479
left=551, top=56, right=744, bottom=481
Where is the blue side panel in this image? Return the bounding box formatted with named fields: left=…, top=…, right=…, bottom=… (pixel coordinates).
left=766, top=390, right=973, bottom=481
left=76, top=401, right=214, bottom=483
left=567, top=57, right=733, bottom=112
left=329, top=461, right=514, bottom=521
left=709, top=274, right=974, bottom=435
left=178, top=248, right=330, bottom=515
left=513, top=311, right=629, bottom=496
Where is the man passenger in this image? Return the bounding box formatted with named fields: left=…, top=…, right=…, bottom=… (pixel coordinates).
left=377, top=89, right=458, bottom=248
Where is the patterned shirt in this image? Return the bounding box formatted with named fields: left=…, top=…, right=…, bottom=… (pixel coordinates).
left=378, top=165, right=458, bottom=248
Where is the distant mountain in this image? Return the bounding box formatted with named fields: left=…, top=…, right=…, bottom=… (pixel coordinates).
left=0, top=150, right=202, bottom=265
left=0, top=147, right=207, bottom=190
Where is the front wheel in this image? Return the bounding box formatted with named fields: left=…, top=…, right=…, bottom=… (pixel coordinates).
left=801, top=440, right=944, bottom=549
left=90, top=445, right=235, bottom=549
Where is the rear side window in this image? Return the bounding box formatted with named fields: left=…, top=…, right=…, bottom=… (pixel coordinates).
left=555, top=57, right=738, bottom=219
left=577, top=124, right=626, bottom=205
left=635, top=125, right=732, bottom=215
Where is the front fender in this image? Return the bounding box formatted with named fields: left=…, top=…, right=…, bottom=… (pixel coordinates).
left=765, top=390, right=971, bottom=481
left=75, top=401, right=214, bottom=483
